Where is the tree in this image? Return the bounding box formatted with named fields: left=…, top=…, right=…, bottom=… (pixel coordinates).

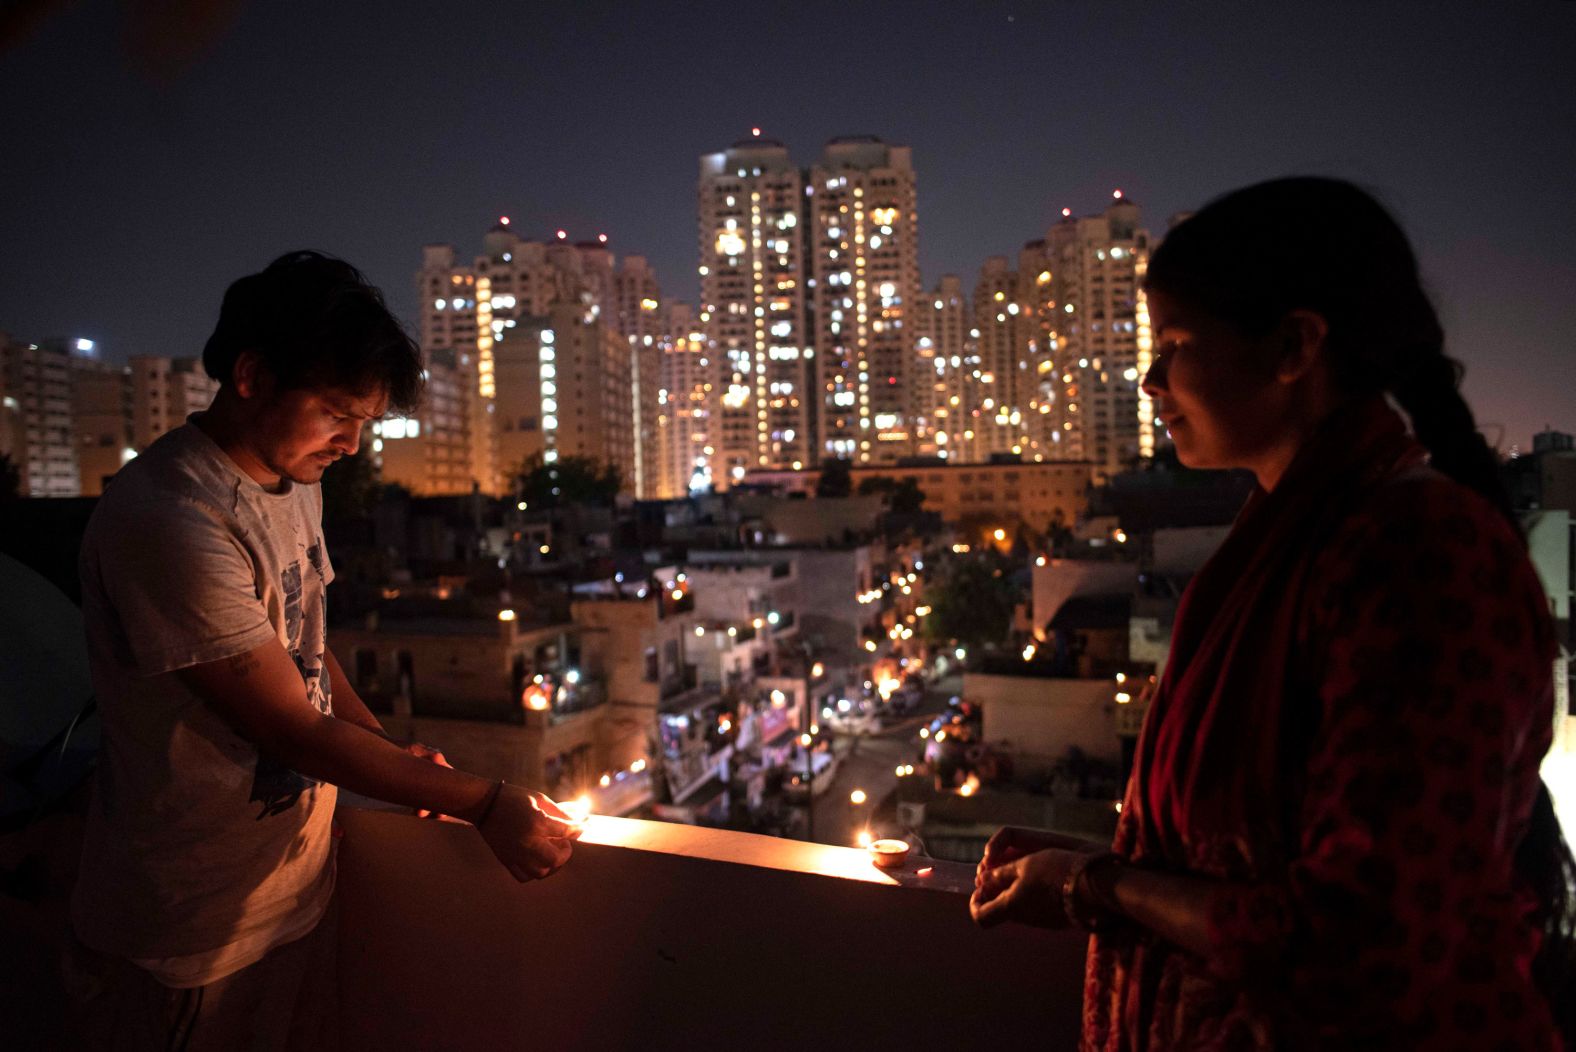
left=517, top=455, right=622, bottom=508
left=320, top=447, right=380, bottom=525
left=1046, top=507, right=1074, bottom=556
left=816, top=457, right=852, bottom=498
left=921, top=550, right=1019, bottom=652
left=857, top=475, right=926, bottom=515
left=856, top=475, right=891, bottom=498
left=1009, top=522, right=1032, bottom=559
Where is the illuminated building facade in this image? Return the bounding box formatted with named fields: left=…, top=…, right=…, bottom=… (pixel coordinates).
left=491, top=302, right=635, bottom=492
left=694, top=135, right=922, bottom=482
left=409, top=223, right=658, bottom=496
left=1045, top=195, right=1154, bottom=480
left=613, top=256, right=666, bottom=498
left=655, top=303, right=711, bottom=499
left=913, top=274, right=972, bottom=461
left=697, top=139, right=811, bottom=488
left=71, top=350, right=131, bottom=496
left=744, top=458, right=1092, bottom=535
left=807, top=137, right=920, bottom=465
left=1, top=337, right=219, bottom=498
left=0, top=336, right=80, bottom=497
left=411, top=243, right=484, bottom=494
left=128, top=354, right=218, bottom=452
left=377, top=354, right=468, bottom=496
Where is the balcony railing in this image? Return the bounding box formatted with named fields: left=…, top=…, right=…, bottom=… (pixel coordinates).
left=0, top=808, right=1086, bottom=1049
left=335, top=808, right=1087, bottom=1049
left=550, top=678, right=606, bottom=719
left=659, top=665, right=699, bottom=699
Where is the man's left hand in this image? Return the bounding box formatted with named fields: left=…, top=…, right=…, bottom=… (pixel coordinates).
left=969, top=848, right=1083, bottom=930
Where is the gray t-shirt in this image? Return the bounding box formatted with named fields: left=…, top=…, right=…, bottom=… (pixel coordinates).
left=72, top=419, right=337, bottom=959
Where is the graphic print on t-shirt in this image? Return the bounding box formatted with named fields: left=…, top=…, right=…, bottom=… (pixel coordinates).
left=306, top=538, right=327, bottom=586
left=249, top=552, right=331, bottom=819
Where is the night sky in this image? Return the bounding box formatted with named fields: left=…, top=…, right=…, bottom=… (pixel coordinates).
left=3, top=1, right=1572, bottom=450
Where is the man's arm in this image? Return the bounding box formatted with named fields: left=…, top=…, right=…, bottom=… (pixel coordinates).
left=323, top=646, right=386, bottom=737
left=323, top=645, right=452, bottom=817
left=177, top=639, right=580, bottom=879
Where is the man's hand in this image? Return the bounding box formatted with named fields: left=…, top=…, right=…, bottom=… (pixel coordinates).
left=976, top=826, right=1105, bottom=888
left=475, top=784, right=583, bottom=882
left=969, top=848, right=1082, bottom=930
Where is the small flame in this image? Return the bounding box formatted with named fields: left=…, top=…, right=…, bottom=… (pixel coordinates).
left=856, top=830, right=873, bottom=848
left=957, top=772, right=981, bottom=797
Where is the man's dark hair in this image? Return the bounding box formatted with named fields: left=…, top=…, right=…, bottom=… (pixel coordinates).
left=202, top=250, right=424, bottom=413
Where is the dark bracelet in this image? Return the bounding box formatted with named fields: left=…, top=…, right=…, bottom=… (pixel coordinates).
left=474, top=779, right=505, bottom=828
left=1062, top=851, right=1123, bottom=932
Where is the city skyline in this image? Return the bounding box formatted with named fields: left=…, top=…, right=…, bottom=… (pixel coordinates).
left=2, top=2, right=1573, bottom=450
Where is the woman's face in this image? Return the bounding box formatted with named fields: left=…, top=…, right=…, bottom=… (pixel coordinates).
left=1141, top=289, right=1289, bottom=473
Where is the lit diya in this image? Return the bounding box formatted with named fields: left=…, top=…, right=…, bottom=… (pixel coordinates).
left=553, top=795, right=593, bottom=828
left=867, top=838, right=911, bottom=869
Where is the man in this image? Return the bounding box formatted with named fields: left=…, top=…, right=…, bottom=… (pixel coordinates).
left=69, top=251, right=580, bottom=1050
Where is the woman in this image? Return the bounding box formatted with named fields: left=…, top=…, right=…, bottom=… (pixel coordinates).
left=970, top=178, right=1574, bottom=1050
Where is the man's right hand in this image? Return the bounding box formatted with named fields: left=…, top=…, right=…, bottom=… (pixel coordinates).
left=976, top=826, right=1105, bottom=888
left=476, top=784, right=583, bottom=882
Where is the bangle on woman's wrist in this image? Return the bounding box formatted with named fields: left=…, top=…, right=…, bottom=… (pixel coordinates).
left=1062, top=851, right=1124, bottom=932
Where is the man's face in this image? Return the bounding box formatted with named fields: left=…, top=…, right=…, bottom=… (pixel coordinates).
left=250, top=384, right=388, bottom=485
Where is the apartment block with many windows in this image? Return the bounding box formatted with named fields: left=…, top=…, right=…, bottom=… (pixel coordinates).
left=807, top=137, right=920, bottom=465
left=697, top=139, right=812, bottom=488
left=1045, top=195, right=1155, bottom=480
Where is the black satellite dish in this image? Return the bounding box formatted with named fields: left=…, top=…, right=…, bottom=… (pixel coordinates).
left=0, top=552, right=99, bottom=830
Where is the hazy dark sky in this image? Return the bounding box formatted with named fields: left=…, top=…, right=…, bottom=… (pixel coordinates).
left=3, top=1, right=1572, bottom=449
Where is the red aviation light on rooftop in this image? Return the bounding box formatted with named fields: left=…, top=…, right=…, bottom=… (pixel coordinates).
left=1061, top=207, right=1073, bottom=218
left=555, top=229, right=568, bottom=240
left=597, top=233, right=608, bottom=243
left=499, top=215, right=510, bottom=226
left=1112, top=189, right=1124, bottom=200
left=751, top=126, right=761, bottom=137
